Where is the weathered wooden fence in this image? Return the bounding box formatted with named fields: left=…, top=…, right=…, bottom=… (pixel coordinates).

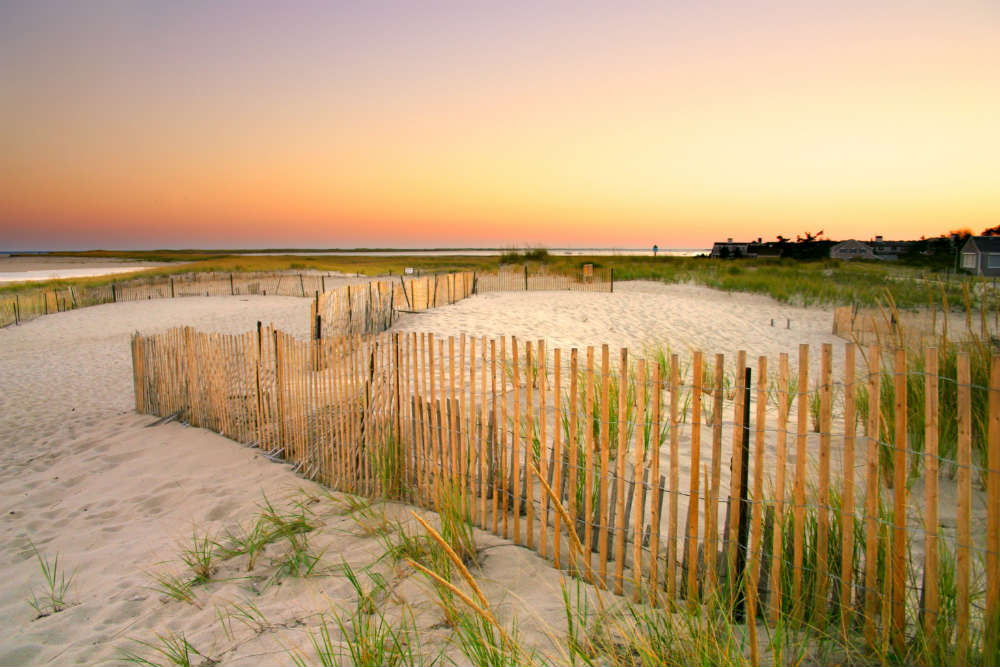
left=0, top=271, right=348, bottom=328
left=131, top=327, right=1000, bottom=663
left=311, top=266, right=613, bottom=340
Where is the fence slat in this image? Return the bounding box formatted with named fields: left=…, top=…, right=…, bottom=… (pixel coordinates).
left=987, top=352, right=1000, bottom=659
left=614, top=348, right=629, bottom=595
left=891, top=348, right=907, bottom=653
left=864, top=345, right=882, bottom=648
left=686, top=350, right=703, bottom=606
left=599, top=344, right=611, bottom=589
left=814, top=343, right=833, bottom=626
left=956, top=351, right=971, bottom=665
left=769, top=353, right=790, bottom=624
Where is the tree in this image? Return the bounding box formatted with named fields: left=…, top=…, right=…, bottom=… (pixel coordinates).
left=982, top=225, right=1000, bottom=237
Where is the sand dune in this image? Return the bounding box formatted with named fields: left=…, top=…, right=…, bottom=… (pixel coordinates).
left=0, top=282, right=855, bottom=665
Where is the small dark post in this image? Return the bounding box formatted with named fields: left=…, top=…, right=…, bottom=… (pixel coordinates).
left=733, top=365, right=752, bottom=621
left=524, top=264, right=529, bottom=291
left=112, top=283, right=117, bottom=303
left=315, top=314, right=322, bottom=340
left=43, top=292, right=48, bottom=316
left=321, top=275, right=326, bottom=293
left=786, top=318, right=790, bottom=329
left=347, top=285, right=353, bottom=332
left=610, top=267, right=614, bottom=293
left=230, top=273, right=235, bottom=295
left=472, top=271, right=477, bottom=294
left=170, top=278, right=175, bottom=298
left=299, top=274, right=305, bottom=297
left=14, top=295, right=20, bottom=325
left=314, top=291, right=321, bottom=340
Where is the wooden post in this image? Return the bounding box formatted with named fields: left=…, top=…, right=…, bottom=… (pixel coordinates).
left=112, top=283, right=117, bottom=303
left=727, top=351, right=748, bottom=589
left=747, top=356, right=767, bottom=667
left=667, top=354, right=680, bottom=604
left=734, top=365, right=752, bottom=621
left=814, top=343, right=833, bottom=626
left=230, top=273, right=234, bottom=295
left=863, top=345, right=881, bottom=647
left=921, top=347, right=939, bottom=650
left=585, top=346, right=596, bottom=577
left=614, top=348, right=628, bottom=595
left=569, top=348, right=580, bottom=575
left=792, top=344, right=808, bottom=624
left=890, top=348, right=907, bottom=654
left=524, top=264, right=529, bottom=291
left=687, top=350, right=703, bottom=606
left=632, top=358, right=647, bottom=603
left=553, top=348, right=563, bottom=567
left=500, top=337, right=509, bottom=539
left=956, top=351, right=971, bottom=664
left=525, top=342, right=535, bottom=549
left=769, top=353, right=789, bottom=624
left=512, top=337, right=522, bottom=545
left=299, top=273, right=305, bottom=296
left=537, top=340, right=547, bottom=557
left=14, top=295, right=19, bottom=325
left=599, top=344, right=611, bottom=589
left=840, top=344, right=857, bottom=637
left=170, top=278, right=175, bottom=298
left=987, top=352, right=1000, bottom=659
left=610, top=267, right=614, bottom=293
left=707, top=354, right=724, bottom=596
left=649, top=362, right=663, bottom=605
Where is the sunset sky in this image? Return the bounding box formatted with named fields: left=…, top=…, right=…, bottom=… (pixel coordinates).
left=2, top=1, right=998, bottom=250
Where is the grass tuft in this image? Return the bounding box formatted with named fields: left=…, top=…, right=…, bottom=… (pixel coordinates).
left=26, top=541, right=73, bottom=619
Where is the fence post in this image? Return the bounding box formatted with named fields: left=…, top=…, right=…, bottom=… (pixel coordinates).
left=112, top=283, right=117, bottom=303
left=170, top=278, right=175, bottom=298
left=230, top=273, right=234, bottom=295
left=524, top=264, right=528, bottom=291
left=733, top=365, right=752, bottom=621
left=14, top=295, right=20, bottom=325
left=610, top=268, right=614, bottom=293
left=472, top=271, right=477, bottom=295
left=299, top=274, right=305, bottom=296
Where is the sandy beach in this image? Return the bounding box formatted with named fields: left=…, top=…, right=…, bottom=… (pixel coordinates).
left=0, top=281, right=957, bottom=664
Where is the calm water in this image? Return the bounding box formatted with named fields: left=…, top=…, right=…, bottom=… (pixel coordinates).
left=239, top=248, right=709, bottom=258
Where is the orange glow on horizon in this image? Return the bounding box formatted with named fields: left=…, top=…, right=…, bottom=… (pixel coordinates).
left=2, top=3, right=998, bottom=249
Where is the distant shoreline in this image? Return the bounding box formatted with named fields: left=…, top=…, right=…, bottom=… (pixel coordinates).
left=4, top=247, right=710, bottom=258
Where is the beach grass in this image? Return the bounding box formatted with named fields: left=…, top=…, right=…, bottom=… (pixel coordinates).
left=26, top=541, right=73, bottom=618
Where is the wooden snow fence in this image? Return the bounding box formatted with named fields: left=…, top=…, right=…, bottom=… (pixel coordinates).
left=131, top=329, right=1000, bottom=665
left=0, top=271, right=342, bottom=328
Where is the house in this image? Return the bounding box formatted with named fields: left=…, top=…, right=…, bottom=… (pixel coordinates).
left=830, top=239, right=878, bottom=260
left=960, top=236, right=1000, bottom=276
left=710, top=237, right=784, bottom=258
left=710, top=238, right=751, bottom=258
left=869, top=235, right=916, bottom=261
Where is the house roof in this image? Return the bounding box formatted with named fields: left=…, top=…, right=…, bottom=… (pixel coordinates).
left=966, top=236, right=1000, bottom=252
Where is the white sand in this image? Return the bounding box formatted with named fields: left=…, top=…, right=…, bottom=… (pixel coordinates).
left=394, top=280, right=843, bottom=367
left=0, top=281, right=955, bottom=665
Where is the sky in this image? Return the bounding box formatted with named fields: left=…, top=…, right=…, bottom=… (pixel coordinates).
left=1, top=1, right=998, bottom=250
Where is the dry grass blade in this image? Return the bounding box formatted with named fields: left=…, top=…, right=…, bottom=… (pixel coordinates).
left=408, top=510, right=488, bottom=610
left=526, top=461, right=598, bottom=589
